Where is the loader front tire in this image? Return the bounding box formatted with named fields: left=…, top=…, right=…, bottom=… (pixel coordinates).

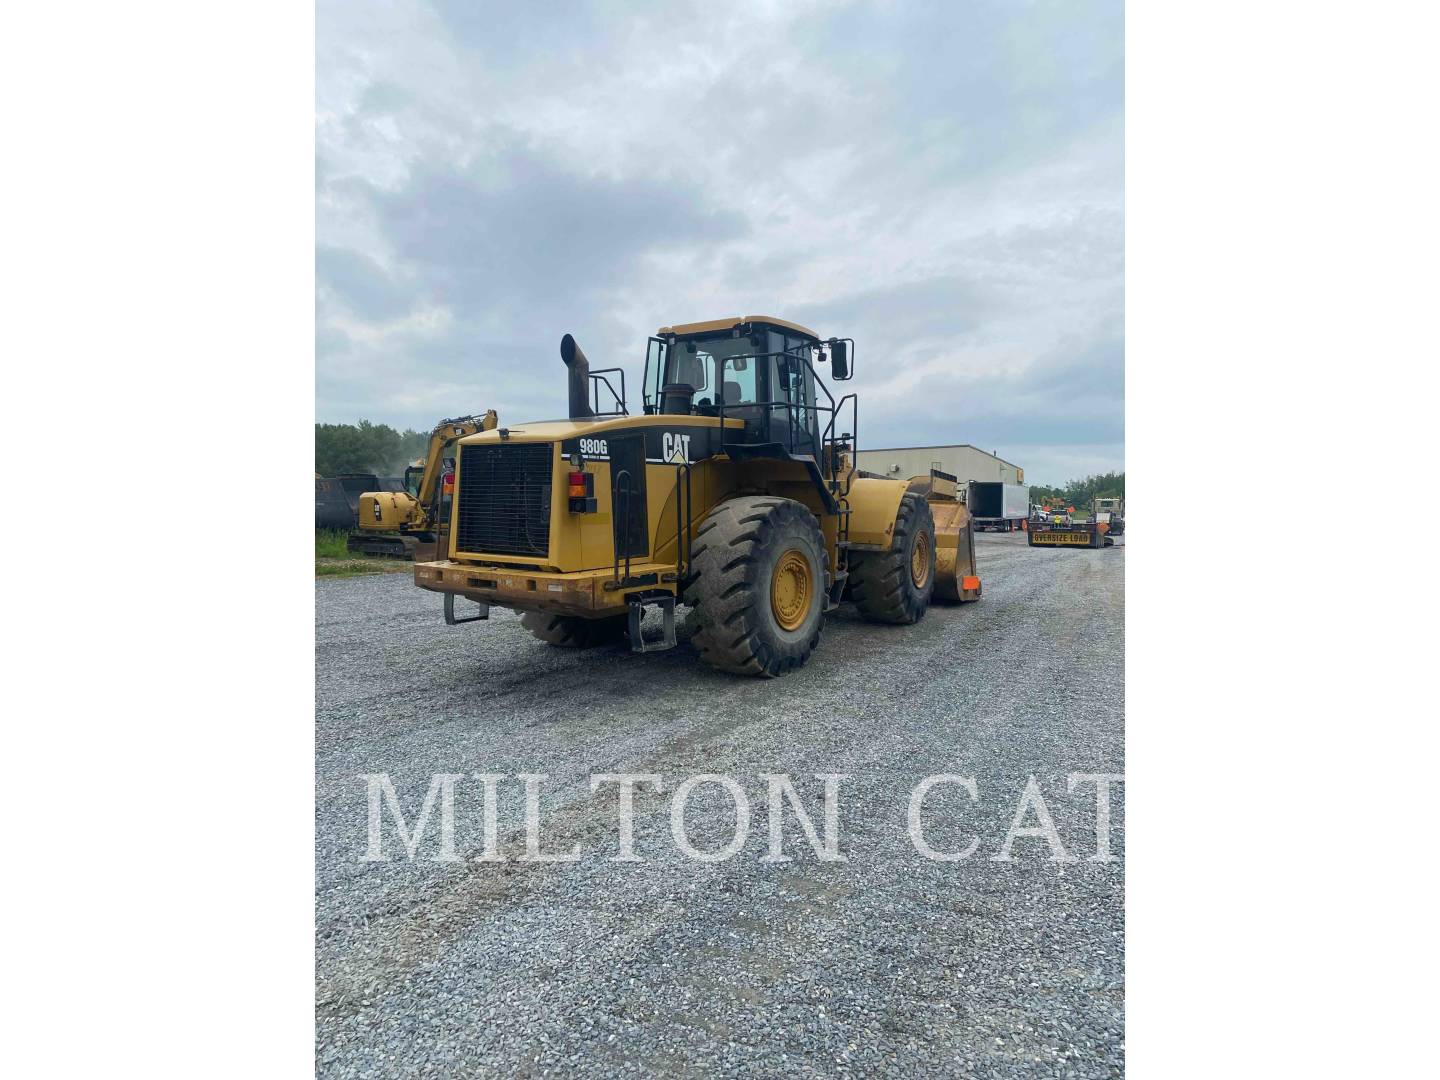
left=520, top=612, right=628, bottom=648
left=684, top=496, right=826, bottom=677
left=851, top=492, right=935, bottom=625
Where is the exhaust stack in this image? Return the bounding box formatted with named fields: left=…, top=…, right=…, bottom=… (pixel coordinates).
left=560, top=334, right=595, bottom=420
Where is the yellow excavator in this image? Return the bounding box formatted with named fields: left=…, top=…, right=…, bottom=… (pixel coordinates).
left=413, top=317, right=982, bottom=676
left=348, top=410, right=499, bottom=560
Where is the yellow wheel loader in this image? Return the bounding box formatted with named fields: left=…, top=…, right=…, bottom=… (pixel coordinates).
left=414, top=317, right=981, bottom=676
left=349, top=411, right=499, bottom=559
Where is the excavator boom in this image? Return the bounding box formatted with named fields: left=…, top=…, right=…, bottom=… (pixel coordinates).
left=412, top=411, right=498, bottom=512
left=349, top=409, right=498, bottom=558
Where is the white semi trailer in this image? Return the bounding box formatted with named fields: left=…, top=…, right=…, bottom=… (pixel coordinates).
left=968, top=481, right=1030, bottom=532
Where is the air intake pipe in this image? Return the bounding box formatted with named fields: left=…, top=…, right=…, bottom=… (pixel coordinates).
left=559, top=334, right=595, bottom=420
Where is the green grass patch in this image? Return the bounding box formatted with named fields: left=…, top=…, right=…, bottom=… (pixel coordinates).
left=315, top=530, right=411, bottom=577
left=316, top=528, right=352, bottom=559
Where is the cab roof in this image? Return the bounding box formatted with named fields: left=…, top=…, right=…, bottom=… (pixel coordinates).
left=657, top=315, right=820, bottom=341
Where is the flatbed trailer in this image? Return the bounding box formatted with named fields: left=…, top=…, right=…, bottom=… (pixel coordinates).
left=1028, top=519, right=1114, bottom=548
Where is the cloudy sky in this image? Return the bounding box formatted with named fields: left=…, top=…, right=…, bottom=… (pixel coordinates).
left=317, top=0, right=1122, bottom=486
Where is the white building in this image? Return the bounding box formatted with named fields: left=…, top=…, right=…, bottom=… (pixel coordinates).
left=854, top=444, right=1024, bottom=485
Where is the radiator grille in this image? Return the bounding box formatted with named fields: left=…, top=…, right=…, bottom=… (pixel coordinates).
left=455, top=443, right=553, bottom=557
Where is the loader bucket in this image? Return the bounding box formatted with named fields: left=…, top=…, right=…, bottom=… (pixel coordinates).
left=930, top=499, right=982, bottom=602
left=906, top=472, right=981, bottom=603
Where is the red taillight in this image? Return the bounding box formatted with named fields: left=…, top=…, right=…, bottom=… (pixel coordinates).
left=567, top=471, right=586, bottom=498
left=442, top=471, right=455, bottom=493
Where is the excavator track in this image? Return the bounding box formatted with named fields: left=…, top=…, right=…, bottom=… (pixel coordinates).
left=345, top=533, right=419, bottom=559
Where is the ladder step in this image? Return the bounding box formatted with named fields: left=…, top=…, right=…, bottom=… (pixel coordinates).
left=628, top=595, right=677, bottom=653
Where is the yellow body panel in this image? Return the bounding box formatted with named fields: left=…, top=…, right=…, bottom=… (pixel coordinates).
left=358, top=490, right=417, bottom=531
left=844, top=476, right=907, bottom=549
left=448, top=416, right=746, bottom=577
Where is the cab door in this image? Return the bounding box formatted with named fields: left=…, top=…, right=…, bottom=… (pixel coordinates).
left=771, top=344, right=820, bottom=459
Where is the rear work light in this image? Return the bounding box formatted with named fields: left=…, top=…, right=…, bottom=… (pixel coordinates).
left=568, top=469, right=596, bottom=513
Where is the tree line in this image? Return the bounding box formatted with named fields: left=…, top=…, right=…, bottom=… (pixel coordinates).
left=316, top=420, right=430, bottom=477
left=1027, top=471, right=1125, bottom=508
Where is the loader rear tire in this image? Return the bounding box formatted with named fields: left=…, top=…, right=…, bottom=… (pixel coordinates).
left=851, top=492, right=935, bottom=625
left=520, top=612, right=628, bottom=648
left=683, top=496, right=826, bottom=677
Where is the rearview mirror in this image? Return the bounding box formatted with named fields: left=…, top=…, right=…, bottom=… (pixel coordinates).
left=830, top=339, right=850, bottom=380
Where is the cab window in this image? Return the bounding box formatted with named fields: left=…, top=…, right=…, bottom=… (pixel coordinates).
left=775, top=353, right=810, bottom=410
left=643, top=337, right=667, bottom=412
left=668, top=342, right=711, bottom=396
left=717, top=353, right=757, bottom=407
left=667, top=335, right=758, bottom=409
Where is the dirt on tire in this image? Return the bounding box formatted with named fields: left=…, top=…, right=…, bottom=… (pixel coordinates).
left=682, top=495, right=827, bottom=677
left=850, top=491, right=936, bottom=624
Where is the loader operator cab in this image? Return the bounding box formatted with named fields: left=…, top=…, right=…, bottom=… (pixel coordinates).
left=641, top=317, right=852, bottom=462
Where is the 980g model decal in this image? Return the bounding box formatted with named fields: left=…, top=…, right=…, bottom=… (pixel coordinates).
left=562, top=425, right=725, bottom=465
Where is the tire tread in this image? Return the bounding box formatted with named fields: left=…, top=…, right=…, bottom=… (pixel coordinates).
left=850, top=492, right=935, bottom=624
left=683, top=495, right=827, bottom=677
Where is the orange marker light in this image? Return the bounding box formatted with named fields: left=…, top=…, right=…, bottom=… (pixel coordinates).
left=962, top=575, right=981, bottom=591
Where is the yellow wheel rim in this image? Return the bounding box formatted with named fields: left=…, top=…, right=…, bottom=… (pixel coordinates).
left=770, top=548, right=814, bottom=631
left=911, top=529, right=931, bottom=588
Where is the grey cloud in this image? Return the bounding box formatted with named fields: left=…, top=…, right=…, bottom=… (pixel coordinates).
left=318, top=0, right=1124, bottom=481
left=316, top=245, right=410, bottom=320
left=794, top=0, right=1123, bottom=180
left=367, top=143, right=745, bottom=308
left=792, top=274, right=1011, bottom=343
left=862, top=331, right=1125, bottom=453
left=426, top=0, right=607, bottom=65
left=317, top=129, right=747, bottom=422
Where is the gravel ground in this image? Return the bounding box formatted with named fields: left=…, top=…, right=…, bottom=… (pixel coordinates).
left=316, top=532, right=1125, bottom=1078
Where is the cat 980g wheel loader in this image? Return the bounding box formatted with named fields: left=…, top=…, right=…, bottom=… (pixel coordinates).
left=413, top=317, right=981, bottom=676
